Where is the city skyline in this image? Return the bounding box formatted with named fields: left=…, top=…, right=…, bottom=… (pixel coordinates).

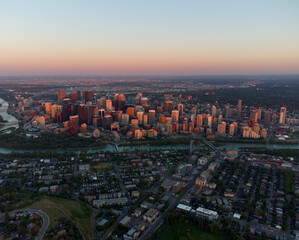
left=1, top=0, right=299, bottom=76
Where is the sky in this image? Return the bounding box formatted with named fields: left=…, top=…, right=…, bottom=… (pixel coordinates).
left=0, top=0, right=298, bottom=76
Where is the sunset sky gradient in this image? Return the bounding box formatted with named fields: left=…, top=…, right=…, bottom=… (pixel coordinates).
left=0, top=0, right=298, bottom=76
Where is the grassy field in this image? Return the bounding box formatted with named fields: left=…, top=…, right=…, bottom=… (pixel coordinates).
left=26, top=196, right=92, bottom=240
left=158, top=222, right=230, bottom=240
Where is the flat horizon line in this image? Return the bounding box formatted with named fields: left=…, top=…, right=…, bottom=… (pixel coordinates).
left=0, top=73, right=299, bottom=78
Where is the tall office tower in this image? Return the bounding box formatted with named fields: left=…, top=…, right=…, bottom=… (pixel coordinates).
left=232, top=122, right=238, bottom=134
left=98, top=109, right=105, bottom=117
left=105, top=99, right=112, bottom=111
left=127, top=107, right=135, bottom=116
left=229, top=123, right=235, bottom=136
left=100, top=97, right=106, bottom=109
left=261, top=128, right=267, bottom=138
left=45, top=102, right=52, bottom=114
left=182, top=119, right=188, bottom=131
left=264, top=110, right=272, bottom=125
left=118, top=94, right=126, bottom=111
left=62, top=104, right=71, bottom=121
left=149, top=110, right=156, bottom=125
left=253, top=123, right=260, bottom=134
left=136, top=93, right=142, bottom=104
left=218, top=115, right=223, bottom=123
left=238, top=99, right=242, bottom=116
left=143, top=114, right=148, bottom=126
left=250, top=109, right=258, bottom=122
left=93, top=94, right=97, bottom=104
left=57, top=89, right=66, bottom=102
left=224, top=104, right=229, bottom=118
left=171, top=110, right=179, bottom=123
left=71, top=92, right=76, bottom=103
left=88, top=105, right=98, bottom=125
left=93, top=115, right=101, bottom=127
left=257, top=108, right=262, bottom=120
left=70, top=115, right=79, bottom=126
left=84, top=90, right=92, bottom=103
left=211, top=106, right=217, bottom=117
left=207, top=116, right=213, bottom=128
left=196, top=114, right=203, bottom=127
left=279, top=107, right=287, bottom=124
left=112, top=93, right=119, bottom=110
left=164, top=101, right=173, bottom=114
left=78, top=104, right=87, bottom=124
left=137, top=111, right=144, bottom=125
left=96, top=99, right=101, bottom=108
left=51, top=104, right=61, bottom=118
left=178, top=103, right=184, bottom=116
left=77, top=91, right=82, bottom=101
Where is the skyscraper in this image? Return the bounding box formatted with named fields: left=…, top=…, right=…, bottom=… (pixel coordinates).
left=118, top=94, right=126, bottom=111
left=238, top=100, right=242, bottom=117
left=279, top=107, right=286, bottom=124
left=250, top=109, right=258, bottom=122
left=171, top=110, right=179, bottom=123
left=58, top=89, right=66, bottom=102
left=164, top=101, right=173, bottom=114
left=106, top=99, right=112, bottom=112
left=211, top=106, right=217, bottom=117
left=45, top=102, right=52, bottom=114
left=71, top=92, right=76, bottom=103
left=84, top=90, right=92, bottom=103
left=78, top=104, right=87, bottom=124
left=178, top=103, right=184, bottom=115
left=149, top=110, right=155, bottom=125
left=77, top=91, right=82, bottom=101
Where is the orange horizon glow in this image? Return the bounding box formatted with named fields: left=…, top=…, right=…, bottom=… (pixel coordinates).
left=1, top=1, right=298, bottom=75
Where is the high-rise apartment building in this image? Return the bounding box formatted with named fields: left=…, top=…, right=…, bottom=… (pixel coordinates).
left=279, top=107, right=286, bottom=124
left=211, top=106, right=217, bottom=117
left=45, top=102, right=52, bottom=114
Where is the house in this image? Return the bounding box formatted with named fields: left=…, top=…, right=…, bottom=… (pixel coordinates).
left=123, top=228, right=139, bottom=240
left=143, top=208, right=159, bottom=223
left=134, top=208, right=143, bottom=218
left=120, top=216, right=131, bottom=226
left=141, top=201, right=152, bottom=209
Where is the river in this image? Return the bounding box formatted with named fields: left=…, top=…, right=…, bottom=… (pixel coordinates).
left=0, top=98, right=18, bottom=131
left=0, top=98, right=298, bottom=154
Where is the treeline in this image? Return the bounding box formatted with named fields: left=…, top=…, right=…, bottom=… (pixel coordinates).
left=0, top=132, right=106, bottom=150
left=0, top=151, right=76, bottom=160
left=240, top=147, right=299, bottom=158
left=152, top=210, right=270, bottom=240
left=120, top=137, right=191, bottom=146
